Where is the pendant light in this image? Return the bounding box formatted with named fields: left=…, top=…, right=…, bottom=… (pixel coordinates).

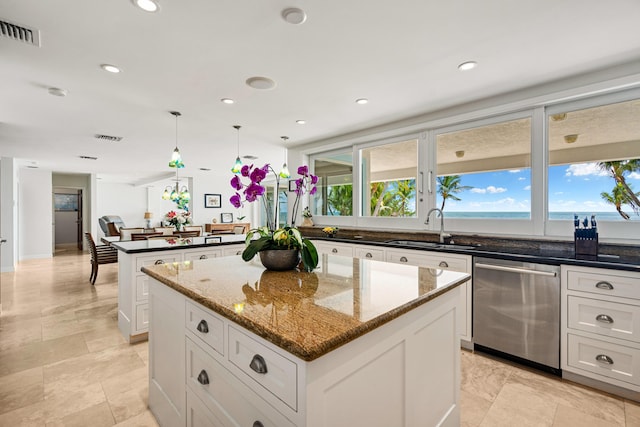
left=231, top=125, right=243, bottom=174
left=279, top=136, right=291, bottom=178
left=168, top=111, right=184, bottom=168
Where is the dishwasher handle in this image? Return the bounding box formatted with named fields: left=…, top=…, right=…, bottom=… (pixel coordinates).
left=475, top=262, right=557, bottom=277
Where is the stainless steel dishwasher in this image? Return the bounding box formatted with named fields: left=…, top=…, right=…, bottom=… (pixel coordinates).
left=473, top=257, right=561, bottom=374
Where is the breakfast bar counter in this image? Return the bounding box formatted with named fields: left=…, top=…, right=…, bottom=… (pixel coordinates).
left=142, top=254, right=469, bottom=427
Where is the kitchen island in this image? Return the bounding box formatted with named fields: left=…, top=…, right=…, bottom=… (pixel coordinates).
left=142, top=254, right=470, bottom=427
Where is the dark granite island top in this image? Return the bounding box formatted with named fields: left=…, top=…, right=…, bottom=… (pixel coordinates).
left=111, top=234, right=246, bottom=254
left=142, top=254, right=470, bottom=361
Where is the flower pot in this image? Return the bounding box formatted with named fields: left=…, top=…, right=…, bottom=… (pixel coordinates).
left=259, top=249, right=300, bottom=271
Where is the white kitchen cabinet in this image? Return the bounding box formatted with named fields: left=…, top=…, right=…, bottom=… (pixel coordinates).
left=148, top=275, right=462, bottom=427
left=117, top=243, right=245, bottom=342
left=312, top=240, right=354, bottom=257
left=561, top=265, right=640, bottom=397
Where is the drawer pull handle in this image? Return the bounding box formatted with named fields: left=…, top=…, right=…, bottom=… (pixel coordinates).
left=595, top=281, right=614, bottom=290
left=595, top=314, right=614, bottom=324
left=439, top=261, right=449, bottom=268
left=197, top=370, right=210, bottom=385
left=249, top=354, right=268, bottom=374
left=595, top=354, right=614, bottom=365
left=154, top=260, right=164, bottom=265
left=365, top=253, right=373, bottom=258
left=196, top=319, right=209, bottom=333
left=331, top=248, right=338, bottom=253
left=253, top=422, right=264, bottom=427
left=400, top=256, right=408, bottom=263
left=199, top=255, right=208, bottom=260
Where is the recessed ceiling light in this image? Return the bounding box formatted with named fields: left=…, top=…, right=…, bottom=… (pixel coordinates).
left=48, top=87, right=67, bottom=97
left=355, top=98, right=368, bottom=105
left=199, top=168, right=211, bottom=171
left=458, top=61, right=478, bottom=71
left=281, top=8, right=307, bottom=25
left=100, top=64, right=121, bottom=73
left=246, top=76, right=276, bottom=90
left=550, top=113, right=567, bottom=121
left=455, top=150, right=465, bottom=158
left=564, top=134, right=578, bottom=144
left=131, top=0, right=159, bottom=12
left=296, top=120, right=306, bottom=125
left=242, top=155, right=258, bottom=160
left=221, top=98, right=235, bottom=104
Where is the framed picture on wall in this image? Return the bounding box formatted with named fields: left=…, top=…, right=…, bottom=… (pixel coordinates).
left=221, top=213, right=233, bottom=223
left=204, top=193, right=221, bottom=208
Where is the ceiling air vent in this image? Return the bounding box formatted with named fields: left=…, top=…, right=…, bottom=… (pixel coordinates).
left=94, top=134, right=123, bottom=142
left=79, top=155, right=98, bottom=160
left=0, top=19, right=40, bottom=47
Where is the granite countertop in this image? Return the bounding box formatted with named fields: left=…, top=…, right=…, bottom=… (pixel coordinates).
left=111, top=234, right=246, bottom=254
left=142, top=255, right=470, bottom=361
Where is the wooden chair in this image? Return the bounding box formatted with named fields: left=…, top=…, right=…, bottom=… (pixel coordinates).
left=176, top=231, right=200, bottom=238
left=183, top=225, right=203, bottom=236
left=131, top=232, right=162, bottom=241
left=233, top=225, right=245, bottom=234
left=154, top=226, right=175, bottom=236
left=106, top=222, right=120, bottom=237
left=119, top=227, right=144, bottom=240
left=85, top=232, right=118, bottom=285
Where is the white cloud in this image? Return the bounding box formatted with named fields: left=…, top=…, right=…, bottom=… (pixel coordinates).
left=470, top=188, right=486, bottom=194
left=629, top=172, right=640, bottom=180
left=554, top=191, right=563, bottom=195
left=524, top=185, right=531, bottom=191
left=509, top=170, right=521, bottom=174
left=518, top=177, right=526, bottom=181
left=565, top=163, right=609, bottom=177
left=471, top=186, right=507, bottom=194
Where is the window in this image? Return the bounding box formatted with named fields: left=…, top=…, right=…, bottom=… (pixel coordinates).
left=547, top=98, right=640, bottom=222
left=312, top=151, right=353, bottom=216
left=361, top=139, right=418, bottom=217
left=435, top=117, right=532, bottom=219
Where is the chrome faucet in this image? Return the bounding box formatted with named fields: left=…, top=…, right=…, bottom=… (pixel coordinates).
left=426, top=208, right=451, bottom=243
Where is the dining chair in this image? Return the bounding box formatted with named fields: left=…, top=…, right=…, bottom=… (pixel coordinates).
left=154, top=226, right=175, bottom=235
left=232, top=225, right=246, bottom=234
left=131, top=232, right=162, bottom=241
left=119, top=227, right=145, bottom=240
left=183, top=225, right=203, bottom=236
left=106, top=222, right=120, bottom=237
left=85, top=232, right=118, bottom=285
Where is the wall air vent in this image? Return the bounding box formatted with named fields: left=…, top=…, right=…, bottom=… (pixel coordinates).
left=94, top=134, right=123, bottom=142
left=0, top=19, right=40, bottom=47
left=79, top=155, right=98, bottom=160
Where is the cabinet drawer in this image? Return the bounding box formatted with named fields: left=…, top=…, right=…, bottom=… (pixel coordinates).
left=187, top=338, right=295, bottom=427
left=184, top=249, right=221, bottom=261
left=567, top=333, right=640, bottom=386
left=568, top=296, right=640, bottom=343
left=228, top=326, right=298, bottom=411
left=566, top=267, right=640, bottom=300
left=186, top=301, right=225, bottom=357
left=354, top=246, right=385, bottom=261
left=314, top=241, right=354, bottom=257
left=221, top=244, right=244, bottom=257
left=385, top=249, right=430, bottom=266
left=135, top=275, right=148, bottom=303
left=135, top=303, right=149, bottom=331
left=135, top=253, right=181, bottom=272
left=186, top=389, right=230, bottom=427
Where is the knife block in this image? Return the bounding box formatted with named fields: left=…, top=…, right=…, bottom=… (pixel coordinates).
left=574, top=230, right=598, bottom=260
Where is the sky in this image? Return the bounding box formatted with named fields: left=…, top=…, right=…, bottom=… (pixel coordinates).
left=438, top=162, right=640, bottom=213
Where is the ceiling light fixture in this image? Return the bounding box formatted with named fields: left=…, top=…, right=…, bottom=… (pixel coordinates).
left=231, top=125, right=243, bottom=174
left=279, top=136, right=291, bottom=179
left=132, top=0, right=159, bottom=12
left=281, top=7, right=307, bottom=25
left=455, top=150, right=465, bottom=158
left=564, top=134, right=579, bottom=144
left=355, top=98, right=368, bottom=105
left=296, top=120, right=306, bottom=125
left=48, top=87, right=67, bottom=97
left=100, top=64, right=121, bottom=73
left=458, top=61, right=478, bottom=71
left=246, top=76, right=276, bottom=90
left=221, top=98, right=235, bottom=104
left=162, top=111, right=190, bottom=208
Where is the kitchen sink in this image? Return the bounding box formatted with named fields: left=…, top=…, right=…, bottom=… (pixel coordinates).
left=385, top=240, right=479, bottom=250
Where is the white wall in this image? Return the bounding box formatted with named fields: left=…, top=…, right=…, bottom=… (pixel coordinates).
left=96, top=182, right=148, bottom=233
left=19, top=168, right=52, bottom=260
left=1, top=157, right=18, bottom=272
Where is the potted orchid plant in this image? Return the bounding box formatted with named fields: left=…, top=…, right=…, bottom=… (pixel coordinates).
left=230, top=164, right=319, bottom=271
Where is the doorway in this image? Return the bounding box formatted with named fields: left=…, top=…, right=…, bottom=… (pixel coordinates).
left=53, top=189, right=83, bottom=250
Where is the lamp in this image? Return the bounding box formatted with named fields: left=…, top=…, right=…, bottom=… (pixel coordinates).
left=168, top=111, right=184, bottom=168
left=231, top=125, right=243, bottom=174
left=279, top=136, right=291, bottom=178
left=144, top=212, right=153, bottom=228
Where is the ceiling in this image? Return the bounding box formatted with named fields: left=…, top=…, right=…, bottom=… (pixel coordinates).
left=2, top=0, right=640, bottom=184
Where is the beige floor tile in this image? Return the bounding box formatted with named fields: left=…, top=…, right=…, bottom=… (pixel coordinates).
left=106, top=385, right=149, bottom=423
left=479, top=381, right=557, bottom=427
left=0, top=317, right=42, bottom=351
left=625, top=400, right=640, bottom=426
left=460, top=389, right=492, bottom=427
left=553, top=404, right=621, bottom=427
left=84, top=326, right=128, bottom=353
left=0, top=366, right=44, bottom=415
left=461, top=351, right=515, bottom=402
left=113, top=410, right=159, bottom=427
left=45, top=401, right=115, bottom=427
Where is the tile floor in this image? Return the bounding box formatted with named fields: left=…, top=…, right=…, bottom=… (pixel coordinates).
left=1, top=248, right=639, bottom=426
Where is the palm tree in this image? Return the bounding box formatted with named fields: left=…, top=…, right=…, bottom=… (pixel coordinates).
left=437, top=175, right=472, bottom=211
left=598, top=160, right=640, bottom=215
left=601, top=183, right=632, bottom=220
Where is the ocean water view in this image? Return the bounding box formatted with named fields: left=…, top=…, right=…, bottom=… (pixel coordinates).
left=444, top=211, right=634, bottom=221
